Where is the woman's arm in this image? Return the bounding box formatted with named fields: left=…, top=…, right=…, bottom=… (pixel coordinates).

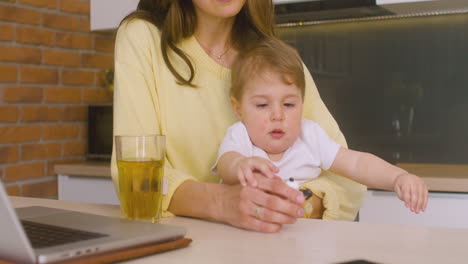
left=113, top=20, right=199, bottom=216
left=168, top=174, right=306, bottom=232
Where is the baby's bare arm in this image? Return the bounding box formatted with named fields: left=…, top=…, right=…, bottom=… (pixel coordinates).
left=218, top=152, right=279, bottom=187
left=330, top=147, right=428, bottom=212
left=330, top=147, right=404, bottom=190
left=217, top=151, right=246, bottom=185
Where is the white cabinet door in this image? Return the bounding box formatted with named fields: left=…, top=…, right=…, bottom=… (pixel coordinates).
left=90, top=0, right=138, bottom=31
left=360, top=190, right=468, bottom=229
left=89, top=0, right=304, bottom=31
left=90, top=0, right=436, bottom=31
left=58, top=175, right=120, bottom=205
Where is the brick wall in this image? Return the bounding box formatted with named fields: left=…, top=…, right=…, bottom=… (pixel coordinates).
left=0, top=0, right=114, bottom=198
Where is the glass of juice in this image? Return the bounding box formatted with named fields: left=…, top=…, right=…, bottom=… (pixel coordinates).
left=115, top=135, right=165, bottom=222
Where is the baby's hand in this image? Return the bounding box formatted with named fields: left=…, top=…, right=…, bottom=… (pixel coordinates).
left=236, top=157, right=279, bottom=187
left=394, top=173, right=428, bottom=213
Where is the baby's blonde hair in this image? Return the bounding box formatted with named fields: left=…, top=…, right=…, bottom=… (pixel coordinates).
left=230, top=39, right=305, bottom=100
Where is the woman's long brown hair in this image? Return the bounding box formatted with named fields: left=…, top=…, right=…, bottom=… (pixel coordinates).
left=121, top=0, right=276, bottom=87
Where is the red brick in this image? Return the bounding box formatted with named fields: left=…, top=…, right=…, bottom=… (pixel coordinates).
left=42, top=13, right=79, bottom=31
left=0, top=145, right=20, bottom=163
left=78, top=17, right=90, bottom=32
left=78, top=124, right=87, bottom=139
left=0, top=105, right=19, bottom=122
left=82, top=53, right=113, bottom=69
left=95, top=71, right=106, bottom=87
left=47, top=158, right=82, bottom=175
left=19, top=0, right=57, bottom=9
left=59, top=0, right=89, bottom=14
left=0, top=24, right=14, bottom=41
left=21, top=105, right=62, bottom=122
left=4, top=162, right=45, bottom=182
left=5, top=185, right=20, bottom=196
left=22, top=143, right=61, bottom=160
left=63, top=141, right=86, bottom=156
left=43, top=49, right=81, bottom=67
left=42, top=124, right=80, bottom=140
left=2, top=86, right=43, bottom=103
left=0, top=65, right=17, bottom=82
left=94, top=36, right=115, bottom=53
left=0, top=125, right=41, bottom=143
left=62, top=105, right=87, bottom=121
left=0, top=5, right=40, bottom=25
left=16, top=26, right=55, bottom=46
left=82, top=88, right=112, bottom=103
left=55, top=32, right=93, bottom=49
left=20, top=66, right=58, bottom=84
left=83, top=88, right=112, bottom=103
left=22, top=180, right=57, bottom=198
left=44, top=87, right=82, bottom=103
left=62, top=70, right=94, bottom=86
left=0, top=45, right=41, bottom=64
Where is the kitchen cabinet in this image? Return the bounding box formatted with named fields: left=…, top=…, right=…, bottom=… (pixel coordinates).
left=56, top=163, right=119, bottom=205
left=359, top=164, right=468, bottom=228
left=90, top=0, right=138, bottom=31
left=359, top=190, right=468, bottom=229
left=90, top=0, right=292, bottom=31
left=89, top=0, right=435, bottom=31
left=58, top=174, right=119, bottom=205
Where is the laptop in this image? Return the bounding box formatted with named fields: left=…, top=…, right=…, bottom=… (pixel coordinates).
left=0, top=181, right=186, bottom=264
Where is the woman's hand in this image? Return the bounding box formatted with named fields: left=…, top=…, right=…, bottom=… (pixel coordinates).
left=218, top=173, right=306, bottom=232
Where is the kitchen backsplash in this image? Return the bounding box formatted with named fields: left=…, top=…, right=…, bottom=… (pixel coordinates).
left=278, top=12, right=468, bottom=164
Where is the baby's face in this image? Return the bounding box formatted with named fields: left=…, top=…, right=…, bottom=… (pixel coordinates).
left=232, top=71, right=303, bottom=160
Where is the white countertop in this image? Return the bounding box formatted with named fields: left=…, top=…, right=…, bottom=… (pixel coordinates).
left=11, top=196, right=468, bottom=264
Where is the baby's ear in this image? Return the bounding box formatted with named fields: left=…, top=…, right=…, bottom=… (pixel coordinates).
left=230, top=97, right=242, bottom=120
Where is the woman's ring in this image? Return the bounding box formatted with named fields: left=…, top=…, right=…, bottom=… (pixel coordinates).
left=255, top=207, right=262, bottom=219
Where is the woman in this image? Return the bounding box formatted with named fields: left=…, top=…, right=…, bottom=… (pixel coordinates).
left=111, top=0, right=366, bottom=232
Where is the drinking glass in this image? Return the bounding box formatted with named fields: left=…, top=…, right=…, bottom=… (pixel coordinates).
left=115, top=135, right=165, bottom=222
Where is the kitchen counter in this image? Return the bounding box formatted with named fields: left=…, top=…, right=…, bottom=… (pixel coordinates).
left=396, top=163, right=468, bottom=193
left=55, top=162, right=468, bottom=193
left=55, top=162, right=111, bottom=178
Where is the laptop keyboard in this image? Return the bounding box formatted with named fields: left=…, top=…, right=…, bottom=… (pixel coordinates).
left=21, top=220, right=108, bottom=249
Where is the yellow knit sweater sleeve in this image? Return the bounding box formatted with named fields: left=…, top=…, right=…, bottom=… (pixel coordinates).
left=301, top=66, right=367, bottom=220
left=112, top=20, right=197, bottom=217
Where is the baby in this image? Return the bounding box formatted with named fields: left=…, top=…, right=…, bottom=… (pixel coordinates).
left=213, top=39, right=428, bottom=217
